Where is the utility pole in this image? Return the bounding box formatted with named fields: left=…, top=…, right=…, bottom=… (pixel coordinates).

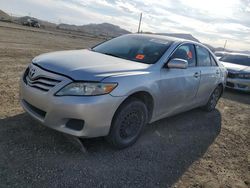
left=223, top=40, right=227, bottom=51
left=137, top=13, right=142, bottom=33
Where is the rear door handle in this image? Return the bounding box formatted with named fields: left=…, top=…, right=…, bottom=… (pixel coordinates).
left=193, top=72, right=200, bottom=78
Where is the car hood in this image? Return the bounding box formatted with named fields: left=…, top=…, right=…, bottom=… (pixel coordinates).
left=32, top=49, right=151, bottom=81
left=220, top=61, right=250, bottom=73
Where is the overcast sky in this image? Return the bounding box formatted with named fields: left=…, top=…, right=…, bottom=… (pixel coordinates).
left=1, top=0, right=250, bottom=50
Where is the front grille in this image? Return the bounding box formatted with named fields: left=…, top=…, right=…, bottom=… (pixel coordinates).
left=24, top=67, right=61, bottom=92
left=237, top=84, right=247, bottom=89
left=26, top=75, right=61, bottom=91
left=227, top=72, right=237, bottom=78
left=238, top=74, right=250, bottom=80
left=23, top=67, right=29, bottom=84
left=227, top=72, right=250, bottom=79
left=226, top=82, right=234, bottom=88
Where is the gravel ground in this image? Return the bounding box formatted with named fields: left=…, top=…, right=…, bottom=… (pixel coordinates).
left=0, top=22, right=249, bottom=188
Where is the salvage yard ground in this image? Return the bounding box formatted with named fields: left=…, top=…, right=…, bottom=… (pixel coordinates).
left=0, top=22, right=249, bottom=188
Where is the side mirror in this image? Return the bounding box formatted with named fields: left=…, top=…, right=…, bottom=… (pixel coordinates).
left=167, top=58, right=188, bottom=69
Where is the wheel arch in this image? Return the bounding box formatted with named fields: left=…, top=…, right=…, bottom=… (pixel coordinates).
left=113, top=91, right=155, bottom=124
left=217, top=82, right=224, bottom=98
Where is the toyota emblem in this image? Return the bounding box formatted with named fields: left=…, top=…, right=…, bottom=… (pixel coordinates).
left=29, top=67, right=36, bottom=79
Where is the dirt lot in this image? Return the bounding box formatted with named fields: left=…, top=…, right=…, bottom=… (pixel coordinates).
left=0, top=22, right=249, bottom=188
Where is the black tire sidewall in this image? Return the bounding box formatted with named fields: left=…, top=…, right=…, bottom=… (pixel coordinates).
left=204, top=86, right=222, bottom=111
left=107, top=99, right=148, bottom=149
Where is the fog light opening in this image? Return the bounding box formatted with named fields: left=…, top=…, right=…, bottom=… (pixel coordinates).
left=65, top=119, right=85, bottom=131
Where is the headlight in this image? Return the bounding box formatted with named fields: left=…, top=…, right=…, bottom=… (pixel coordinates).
left=56, top=82, right=118, bottom=96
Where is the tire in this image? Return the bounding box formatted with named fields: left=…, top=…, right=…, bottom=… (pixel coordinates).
left=106, top=98, right=148, bottom=149
left=203, top=86, right=222, bottom=112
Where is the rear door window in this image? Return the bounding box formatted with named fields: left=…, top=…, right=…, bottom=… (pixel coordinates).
left=196, top=45, right=211, bottom=66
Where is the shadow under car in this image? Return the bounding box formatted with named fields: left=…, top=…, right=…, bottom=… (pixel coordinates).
left=0, top=108, right=221, bottom=187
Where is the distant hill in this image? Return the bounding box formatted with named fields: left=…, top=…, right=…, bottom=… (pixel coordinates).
left=15, top=16, right=57, bottom=29
left=0, top=10, right=11, bottom=21
left=57, top=22, right=130, bottom=37
left=203, top=43, right=227, bottom=52
left=0, top=9, right=129, bottom=37
left=203, top=44, right=250, bottom=54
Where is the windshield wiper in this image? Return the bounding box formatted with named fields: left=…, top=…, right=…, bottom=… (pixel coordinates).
left=103, top=52, right=120, bottom=58
left=89, top=48, right=95, bottom=52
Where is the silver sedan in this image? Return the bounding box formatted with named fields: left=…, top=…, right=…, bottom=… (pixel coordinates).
left=219, top=53, right=250, bottom=92
left=20, top=34, right=227, bottom=148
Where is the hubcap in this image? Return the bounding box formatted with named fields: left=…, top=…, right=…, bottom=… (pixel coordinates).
left=119, top=110, right=144, bottom=139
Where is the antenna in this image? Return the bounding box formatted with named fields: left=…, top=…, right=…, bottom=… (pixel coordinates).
left=137, top=13, right=142, bottom=33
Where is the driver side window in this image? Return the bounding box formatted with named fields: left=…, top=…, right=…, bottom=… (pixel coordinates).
left=171, top=44, right=196, bottom=67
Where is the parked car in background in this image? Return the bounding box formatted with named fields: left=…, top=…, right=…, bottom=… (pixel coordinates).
left=214, top=51, right=229, bottom=59
left=20, top=34, right=227, bottom=148
left=219, top=53, right=250, bottom=92
left=23, top=19, right=40, bottom=28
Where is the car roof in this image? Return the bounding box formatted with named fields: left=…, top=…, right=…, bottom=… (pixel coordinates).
left=131, top=34, right=216, bottom=54
left=215, top=51, right=229, bottom=54
left=127, top=33, right=201, bottom=44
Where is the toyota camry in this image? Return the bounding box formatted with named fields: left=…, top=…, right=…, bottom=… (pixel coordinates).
left=20, top=34, right=227, bottom=148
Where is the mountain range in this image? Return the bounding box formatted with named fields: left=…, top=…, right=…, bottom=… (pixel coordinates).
left=57, top=23, right=130, bottom=37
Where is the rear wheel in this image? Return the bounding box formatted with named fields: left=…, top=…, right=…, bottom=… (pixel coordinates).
left=106, top=98, right=148, bottom=149
left=203, top=86, right=222, bottom=112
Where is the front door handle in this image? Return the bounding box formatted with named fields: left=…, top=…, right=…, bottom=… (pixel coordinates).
left=193, top=72, right=199, bottom=78
left=216, top=70, right=220, bottom=74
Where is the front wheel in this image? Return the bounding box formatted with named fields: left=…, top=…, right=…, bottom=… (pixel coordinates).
left=106, top=98, right=148, bottom=149
left=203, top=86, right=222, bottom=112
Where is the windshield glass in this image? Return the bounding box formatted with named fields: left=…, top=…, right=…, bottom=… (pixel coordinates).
left=220, top=54, right=250, bottom=66
left=214, top=52, right=224, bottom=57
left=92, top=35, right=172, bottom=64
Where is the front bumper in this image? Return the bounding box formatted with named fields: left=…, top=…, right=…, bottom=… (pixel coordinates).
left=20, top=65, right=125, bottom=138
left=226, top=77, right=250, bottom=92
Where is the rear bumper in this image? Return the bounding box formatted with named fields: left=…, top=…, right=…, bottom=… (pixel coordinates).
left=20, top=66, right=125, bottom=138
left=226, top=78, right=250, bottom=92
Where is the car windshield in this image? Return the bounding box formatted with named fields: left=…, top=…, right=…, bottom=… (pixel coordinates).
left=220, top=54, right=250, bottom=66
left=92, top=35, right=172, bottom=64
left=214, top=52, right=224, bottom=57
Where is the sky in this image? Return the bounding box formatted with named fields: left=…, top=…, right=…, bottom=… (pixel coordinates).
left=0, top=0, right=250, bottom=50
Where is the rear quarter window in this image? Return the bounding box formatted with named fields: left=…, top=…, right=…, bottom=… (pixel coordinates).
left=196, top=45, right=211, bottom=66
left=210, top=55, right=218, bottom=66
